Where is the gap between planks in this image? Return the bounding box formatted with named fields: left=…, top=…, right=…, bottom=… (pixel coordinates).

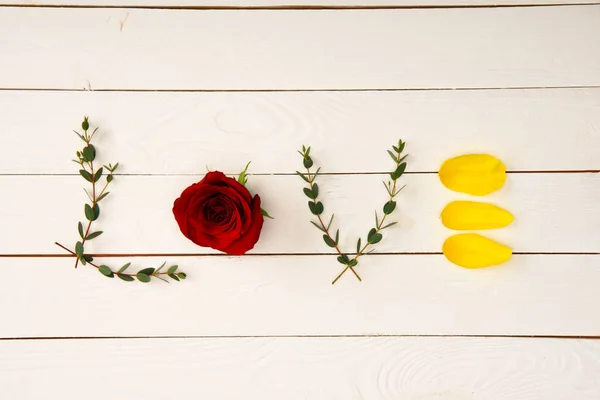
left=2, top=85, right=600, bottom=92
left=1, top=3, right=599, bottom=10
left=0, top=334, right=598, bottom=341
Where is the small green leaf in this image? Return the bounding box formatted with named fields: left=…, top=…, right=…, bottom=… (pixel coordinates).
left=94, top=167, right=103, bottom=182
left=168, top=273, right=180, bottom=281
left=93, top=203, right=100, bottom=220
left=80, top=257, right=86, bottom=266
left=75, top=241, right=84, bottom=257
left=155, top=262, right=167, bottom=274
left=348, top=259, right=358, bottom=267
left=73, top=131, right=86, bottom=142
left=111, top=163, right=119, bottom=172
left=117, top=274, right=135, bottom=282
left=336, top=254, right=350, bottom=265
left=381, top=222, right=398, bottom=230
left=382, top=181, right=393, bottom=197
left=387, top=150, right=398, bottom=163
left=356, top=237, right=362, bottom=254
left=323, top=234, right=336, bottom=248
left=335, top=229, right=339, bottom=244
left=398, top=154, right=408, bottom=164
left=303, top=157, right=313, bottom=169
left=310, top=221, right=325, bottom=232
left=79, top=169, right=93, bottom=182
left=326, top=214, right=334, bottom=231
left=311, top=183, right=319, bottom=198
left=83, top=255, right=94, bottom=263
left=84, top=204, right=94, bottom=221
left=392, top=145, right=399, bottom=152
left=107, top=174, right=114, bottom=183
left=98, top=265, right=114, bottom=278
left=81, top=117, right=89, bottom=131
left=86, top=231, right=103, bottom=240
left=118, top=263, right=131, bottom=273
left=176, top=272, right=187, bottom=280
left=136, top=272, right=151, bottom=283
left=97, top=192, right=110, bottom=202
left=368, top=233, right=383, bottom=244
left=383, top=201, right=396, bottom=215
left=368, top=228, right=377, bottom=240
left=138, top=267, right=155, bottom=275
left=308, top=201, right=324, bottom=216
left=82, top=145, right=96, bottom=162
left=78, top=222, right=84, bottom=239
left=303, top=187, right=316, bottom=200
left=167, top=265, right=178, bottom=274
left=237, top=161, right=251, bottom=186
left=375, top=211, right=380, bottom=227
left=312, top=167, right=321, bottom=179
left=261, top=208, right=274, bottom=219
left=391, top=163, right=407, bottom=180
left=296, top=171, right=310, bottom=183
left=393, top=184, right=407, bottom=197
left=397, top=140, right=405, bottom=154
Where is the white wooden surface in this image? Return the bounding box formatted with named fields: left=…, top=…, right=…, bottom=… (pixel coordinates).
left=1, top=1, right=599, bottom=399
left=1, top=338, right=599, bottom=400
left=1, top=7, right=600, bottom=90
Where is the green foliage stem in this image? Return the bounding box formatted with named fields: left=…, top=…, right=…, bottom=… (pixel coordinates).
left=56, top=116, right=186, bottom=284
left=297, top=141, right=408, bottom=284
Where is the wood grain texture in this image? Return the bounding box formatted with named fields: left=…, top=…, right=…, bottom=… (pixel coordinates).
left=0, top=255, right=599, bottom=337
left=0, top=6, right=599, bottom=90
left=2, top=0, right=599, bottom=6
left=2, top=174, right=599, bottom=254
left=1, top=337, right=599, bottom=400
left=1, top=89, right=599, bottom=174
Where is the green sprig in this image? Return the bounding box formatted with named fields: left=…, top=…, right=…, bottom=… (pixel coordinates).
left=298, top=140, right=408, bottom=284
left=56, top=116, right=186, bottom=284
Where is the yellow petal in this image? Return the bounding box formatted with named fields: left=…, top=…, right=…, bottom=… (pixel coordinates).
left=443, top=233, right=512, bottom=269
left=441, top=201, right=514, bottom=230
left=439, top=154, right=507, bottom=196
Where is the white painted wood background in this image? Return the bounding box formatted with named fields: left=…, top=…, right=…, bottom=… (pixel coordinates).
left=0, top=2, right=599, bottom=399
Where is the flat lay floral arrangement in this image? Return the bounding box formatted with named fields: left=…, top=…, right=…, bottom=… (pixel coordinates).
left=56, top=117, right=514, bottom=284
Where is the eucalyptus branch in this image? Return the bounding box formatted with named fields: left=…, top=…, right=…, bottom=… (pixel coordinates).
left=297, top=141, right=408, bottom=284
left=55, top=116, right=187, bottom=283
left=297, top=146, right=362, bottom=283
left=332, top=140, right=407, bottom=284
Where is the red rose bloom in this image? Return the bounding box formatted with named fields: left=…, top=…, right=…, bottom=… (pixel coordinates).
left=173, top=171, right=264, bottom=255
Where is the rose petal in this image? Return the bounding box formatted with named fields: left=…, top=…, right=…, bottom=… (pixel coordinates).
left=222, top=195, right=264, bottom=255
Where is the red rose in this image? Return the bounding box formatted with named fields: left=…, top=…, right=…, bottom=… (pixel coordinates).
left=173, top=171, right=264, bottom=255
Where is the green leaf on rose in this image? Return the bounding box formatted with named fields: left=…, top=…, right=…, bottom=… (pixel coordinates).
left=261, top=208, right=273, bottom=219
left=237, top=161, right=251, bottom=186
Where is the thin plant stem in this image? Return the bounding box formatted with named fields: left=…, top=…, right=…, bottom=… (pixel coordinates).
left=306, top=168, right=362, bottom=282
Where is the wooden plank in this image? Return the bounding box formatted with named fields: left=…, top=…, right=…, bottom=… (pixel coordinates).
left=0, top=7, right=599, bottom=90
left=1, top=337, right=599, bottom=400
left=1, top=89, right=599, bottom=174
left=1, top=0, right=597, bottom=6
left=1, top=174, right=598, bottom=255
left=0, top=255, right=598, bottom=336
